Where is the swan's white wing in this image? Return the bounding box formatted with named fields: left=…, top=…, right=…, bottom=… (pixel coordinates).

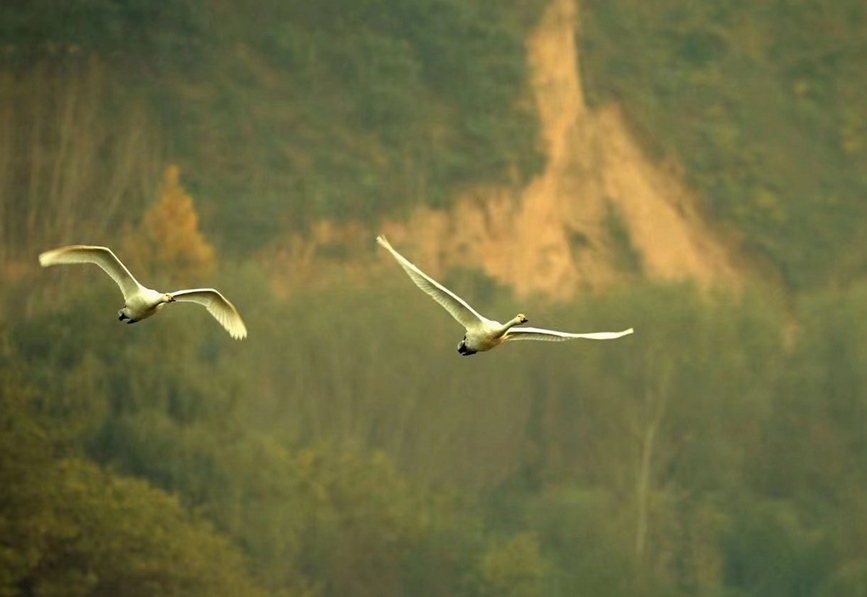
left=505, top=326, right=634, bottom=342
left=169, top=288, right=247, bottom=340
left=377, top=235, right=486, bottom=329
left=38, top=245, right=143, bottom=302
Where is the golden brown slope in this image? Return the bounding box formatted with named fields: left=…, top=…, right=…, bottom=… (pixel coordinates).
left=268, top=0, right=741, bottom=299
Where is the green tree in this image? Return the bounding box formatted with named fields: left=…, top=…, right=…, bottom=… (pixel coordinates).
left=477, top=533, right=548, bottom=597
left=484, top=284, right=784, bottom=595
left=0, top=369, right=269, bottom=597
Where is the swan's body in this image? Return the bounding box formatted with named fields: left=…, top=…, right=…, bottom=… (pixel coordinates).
left=38, top=245, right=247, bottom=339
left=376, top=235, right=633, bottom=355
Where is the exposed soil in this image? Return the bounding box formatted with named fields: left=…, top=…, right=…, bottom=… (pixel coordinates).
left=269, top=0, right=742, bottom=300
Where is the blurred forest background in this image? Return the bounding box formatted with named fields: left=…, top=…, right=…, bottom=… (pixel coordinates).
left=1, top=0, right=867, bottom=596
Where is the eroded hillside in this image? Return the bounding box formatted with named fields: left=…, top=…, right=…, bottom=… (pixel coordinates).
left=268, top=0, right=742, bottom=300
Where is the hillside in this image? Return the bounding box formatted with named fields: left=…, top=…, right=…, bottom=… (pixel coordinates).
left=376, top=0, right=741, bottom=299
left=269, top=0, right=741, bottom=301
left=578, top=0, right=867, bottom=290
left=280, top=0, right=867, bottom=297
left=0, top=0, right=546, bottom=265
left=3, top=0, right=865, bottom=296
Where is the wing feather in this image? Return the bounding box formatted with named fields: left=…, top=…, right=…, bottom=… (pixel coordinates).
left=377, top=235, right=486, bottom=329
left=505, top=327, right=634, bottom=342
left=169, top=288, right=248, bottom=340
left=38, top=245, right=142, bottom=302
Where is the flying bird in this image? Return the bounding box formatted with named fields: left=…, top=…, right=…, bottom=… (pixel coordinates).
left=38, top=245, right=247, bottom=339
left=376, top=235, right=632, bottom=355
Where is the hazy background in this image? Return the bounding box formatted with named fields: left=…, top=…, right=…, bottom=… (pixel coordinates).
left=1, top=0, right=867, bottom=595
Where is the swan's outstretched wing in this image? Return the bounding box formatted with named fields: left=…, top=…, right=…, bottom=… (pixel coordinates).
left=505, top=326, right=634, bottom=342
left=38, top=245, right=143, bottom=302
left=377, top=235, right=486, bottom=329
left=168, top=288, right=247, bottom=339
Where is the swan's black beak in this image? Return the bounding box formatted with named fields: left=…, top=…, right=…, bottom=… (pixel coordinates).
left=457, top=341, right=477, bottom=356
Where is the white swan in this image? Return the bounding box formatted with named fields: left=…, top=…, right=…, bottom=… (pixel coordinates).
left=376, top=235, right=633, bottom=355
left=39, top=245, right=247, bottom=340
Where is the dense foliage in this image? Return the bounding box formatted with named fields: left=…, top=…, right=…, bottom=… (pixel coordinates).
left=578, top=0, right=867, bottom=290
left=0, top=0, right=545, bottom=252
left=5, top=264, right=867, bottom=595
left=0, top=371, right=268, bottom=597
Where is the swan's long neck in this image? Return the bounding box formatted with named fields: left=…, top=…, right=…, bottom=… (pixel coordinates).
left=493, top=316, right=526, bottom=338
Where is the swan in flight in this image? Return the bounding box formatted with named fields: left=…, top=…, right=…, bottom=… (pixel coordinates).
left=39, top=245, right=247, bottom=340
left=376, top=235, right=632, bottom=355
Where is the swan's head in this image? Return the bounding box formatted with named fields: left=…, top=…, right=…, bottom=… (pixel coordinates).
left=516, top=313, right=528, bottom=324
left=457, top=337, right=477, bottom=356
left=153, top=294, right=174, bottom=312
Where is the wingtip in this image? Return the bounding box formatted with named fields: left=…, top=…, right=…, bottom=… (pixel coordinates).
left=38, top=246, right=65, bottom=267
left=37, top=244, right=112, bottom=267
left=219, top=311, right=247, bottom=340
left=376, top=234, right=389, bottom=247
